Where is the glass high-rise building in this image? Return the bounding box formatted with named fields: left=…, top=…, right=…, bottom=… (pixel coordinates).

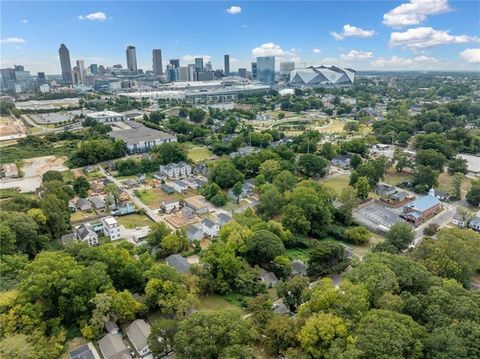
left=58, top=44, right=72, bottom=84
left=170, top=59, right=180, bottom=68
left=194, top=57, right=203, bottom=72
left=224, top=54, right=230, bottom=76
left=256, top=56, right=275, bottom=84
left=251, top=62, right=257, bottom=80
left=152, top=49, right=163, bottom=75
left=126, top=45, right=137, bottom=73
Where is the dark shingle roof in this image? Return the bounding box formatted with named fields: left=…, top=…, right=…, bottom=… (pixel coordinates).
left=166, top=254, right=191, bottom=273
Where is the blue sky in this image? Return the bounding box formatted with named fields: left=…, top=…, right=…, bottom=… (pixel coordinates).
left=1, top=0, right=479, bottom=74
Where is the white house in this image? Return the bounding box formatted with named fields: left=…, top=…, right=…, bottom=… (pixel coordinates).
left=469, top=216, right=480, bottom=232
left=126, top=319, right=151, bottom=357
left=172, top=179, right=188, bottom=193
left=101, top=216, right=122, bottom=241
left=159, top=162, right=192, bottom=179
left=202, top=218, right=220, bottom=237
left=161, top=199, right=180, bottom=213
left=75, top=223, right=98, bottom=246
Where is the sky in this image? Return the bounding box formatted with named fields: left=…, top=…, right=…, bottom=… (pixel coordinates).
left=1, top=0, right=479, bottom=74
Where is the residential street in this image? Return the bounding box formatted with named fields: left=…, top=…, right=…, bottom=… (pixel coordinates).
left=413, top=203, right=457, bottom=245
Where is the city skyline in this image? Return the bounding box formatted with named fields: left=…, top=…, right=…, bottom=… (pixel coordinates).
left=1, top=0, right=479, bottom=74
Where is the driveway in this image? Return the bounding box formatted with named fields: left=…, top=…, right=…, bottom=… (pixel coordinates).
left=413, top=203, right=456, bottom=245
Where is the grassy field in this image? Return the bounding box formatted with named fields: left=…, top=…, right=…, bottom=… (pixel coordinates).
left=117, top=213, right=153, bottom=228
left=384, top=168, right=411, bottom=186
left=319, top=174, right=351, bottom=194
left=135, top=188, right=197, bottom=208
left=188, top=146, right=214, bottom=163
left=0, top=140, right=78, bottom=165
left=437, top=172, right=472, bottom=198
left=285, top=248, right=312, bottom=262
left=197, top=294, right=241, bottom=312
left=70, top=210, right=99, bottom=223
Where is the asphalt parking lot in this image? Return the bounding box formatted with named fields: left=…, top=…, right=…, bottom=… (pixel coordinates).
left=353, top=202, right=406, bottom=232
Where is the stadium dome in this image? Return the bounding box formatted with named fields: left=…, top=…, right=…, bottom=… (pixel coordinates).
left=289, top=66, right=355, bottom=87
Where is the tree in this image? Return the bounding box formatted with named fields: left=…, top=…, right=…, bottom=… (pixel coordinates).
left=147, top=222, right=172, bottom=246
left=450, top=172, right=464, bottom=201
left=232, top=182, right=243, bottom=204
left=298, top=313, right=348, bottom=358
left=416, top=149, right=447, bottom=172
left=265, top=315, right=299, bottom=355
left=277, top=276, right=310, bottom=311
left=161, top=232, right=189, bottom=256
left=257, top=185, right=284, bottom=220
left=0, top=334, right=38, bottom=359
left=110, top=289, right=143, bottom=322
left=297, top=154, right=329, bottom=178
left=40, top=194, right=70, bottom=239
left=307, top=242, right=349, bottom=276
left=350, top=154, right=362, bottom=169
left=148, top=319, right=177, bottom=357
left=174, top=309, right=253, bottom=358
left=152, top=142, right=187, bottom=165
left=188, top=108, right=206, bottom=123
left=42, top=170, right=63, bottom=183
left=448, top=158, right=468, bottom=175
left=272, top=255, right=292, bottom=279
left=355, top=176, right=370, bottom=199
left=412, top=165, right=439, bottom=193
left=282, top=204, right=311, bottom=235
left=273, top=170, right=296, bottom=193
left=0, top=223, right=16, bottom=255
left=394, top=150, right=410, bottom=172
left=355, top=309, right=426, bottom=359
left=384, top=223, right=415, bottom=252
left=337, top=186, right=358, bottom=224
left=3, top=212, right=42, bottom=258
left=278, top=112, right=285, bottom=120
left=344, top=121, right=359, bottom=133
left=245, top=230, right=285, bottom=266
left=210, top=160, right=244, bottom=189
left=246, top=294, right=273, bottom=331
left=320, top=143, right=336, bottom=160
left=466, top=181, right=480, bottom=206
left=344, top=226, right=370, bottom=245
left=73, top=176, right=91, bottom=198
left=259, top=159, right=281, bottom=182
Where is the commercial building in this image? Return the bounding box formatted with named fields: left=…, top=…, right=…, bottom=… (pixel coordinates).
left=195, top=57, right=204, bottom=72
left=290, top=66, right=355, bottom=87
left=170, top=59, right=180, bottom=68
left=178, top=66, right=189, bottom=82
left=402, top=195, right=442, bottom=225
left=152, top=49, right=163, bottom=75
left=256, top=56, right=275, bottom=84
left=251, top=62, right=257, bottom=80
left=160, top=161, right=192, bottom=179
left=224, top=54, right=230, bottom=76
left=280, top=61, right=295, bottom=81
left=126, top=45, right=138, bottom=73
left=238, top=68, right=247, bottom=78
left=188, top=64, right=195, bottom=81
left=107, top=121, right=177, bottom=153
left=59, top=43, right=73, bottom=84
left=197, top=71, right=215, bottom=81
left=75, top=60, right=86, bottom=85
left=86, top=111, right=126, bottom=123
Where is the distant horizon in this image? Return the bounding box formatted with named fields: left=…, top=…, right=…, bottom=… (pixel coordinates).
left=1, top=1, right=479, bottom=74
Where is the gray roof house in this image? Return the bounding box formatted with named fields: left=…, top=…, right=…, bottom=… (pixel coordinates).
left=126, top=319, right=152, bottom=357
left=258, top=268, right=278, bottom=288
left=375, top=183, right=396, bottom=198
left=68, top=343, right=99, bottom=359
left=89, top=196, right=106, bottom=210
left=187, top=223, right=204, bottom=241
left=331, top=155, right=351, bottom=169
left=217, top=213, right=232, bottom=226
left=77, top=198, right=93, bottom=211
left=165, top=254, right=191, bottom=273
left=98, top=333, right=130, bottom=359
left=291, top=260, right=308, bottom=276
left=105, top=320, right=120, bottom=334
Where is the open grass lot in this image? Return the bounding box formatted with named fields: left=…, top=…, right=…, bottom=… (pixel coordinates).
left=319, top=174, right=351, bottom=194
left=135, top=188, right=197, bottom=208
left=384, top=168, right=411, bottom=186
left=197, top=294, right=241, bottom=312
left=317, top=118, right=346, bottom=133
left=437, top=172, right=472, bottom=198
left=285, top=247, right=312, bottom=262
left=0, top=139, right=78, bottom=165
left=117, top=213, right=153, bottom=229
left=188, top=146, right=214, bottom=163
left=70, top=210, right=99, bottom=223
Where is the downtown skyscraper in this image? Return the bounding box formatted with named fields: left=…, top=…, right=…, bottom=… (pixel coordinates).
left=126, top=45, right=138, bottom=73
left=224, top=54, right=230, bottom=76
left=58, top=44, right=72, bottom=84
left=152, top=49, right=163, bottom=75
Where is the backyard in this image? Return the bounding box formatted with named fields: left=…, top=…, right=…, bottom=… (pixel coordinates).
left=188, top=146, right=215, bottom=163
left=116, top=213, right=153, bottom=229
left=135, top=188, right=198, bottom=209
left=319, top=174, right=351, bottom=194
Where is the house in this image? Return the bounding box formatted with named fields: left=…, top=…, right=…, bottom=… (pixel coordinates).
left=77, top=198, right=93, bottom=211
left=119, top=191, right=130, bottom=202
left=272, top=301, right=291, bottom=315
left=161, top=183, right=175, bottom=194
left=126, top=319, right=151, bottom=357
left=452, top=212, right=467, bottom=228
left=98, top=333, right=130, bottom=359
left=291, top=260, right=308, bottom=276
left=375, top=183, right=396, bottom=198
left=1, top=163, right=19, bottom=178
left=68, top=200, right=77, bottom=213
left=89, top=196, right=106, bottom=210
left=402, top=195, right=442, bottom=225
left=390, top=191, right=412, bottom=203
left=187, top=223, right=204, bottom=241
left=61, top=233, right=77, bottom=246
left=469, top=216, right=480, bottom=231
left=105, top=320, right=120, bottom=335
left=172, top=179, right=188, bottom=193
left=111, top=201, right=136, bottom=216
left=153, top=171, right=167, bottom=181
left=68, top=343, right=100, bottom=359
left=330, top=155, right=351, bottom=169
left=258, top=268, right=278, bottom=288
left=230, top=146, right=258, bottom=158
left=428, top=188, right=450, bottom=202
left=202, top=218, right=220, bottom=237
left=159, top=162, right=192, bottom=179
left=165, top=254, right=191, bottom=273
left=101, top=216, right=122, bottom=241
left=184, top=195, right=209, bottom=214
left=161, top=199, right=180, bottom=213
left=181, top=205, right=196, bottom=220
left=75, top=223, right=98, bottom=245
left=122, top=179, right=138, bottom=188
left=228, top=179, right=255, bottom=200
left=183, top=177, right=200, bottom=190
left=217, top=213, right=232, bottom=226
left=136, top=173, right=147, bottom=183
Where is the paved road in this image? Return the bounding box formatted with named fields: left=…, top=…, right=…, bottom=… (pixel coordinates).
left=413, top=203, right=456, bottom=245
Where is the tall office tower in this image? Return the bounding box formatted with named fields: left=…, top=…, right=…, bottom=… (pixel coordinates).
left=169, top=59, right=180, bottom=68
left=98, top=65, right=106, bottom=75
left=256, top=56, right=275, bottom=84
left=205, top=61, right=212, bottom=71
left=76, top=60, right=86, bottom=85
left=279, top=62, right=295, bottom=81
left=152, top=49, right=163, bottom=75
left=194, top=57, right=203, bottom=72
left=187, top=64, right=195, bottom=81
left=178, top=67, right=189, bottom=82
left=251, top=62, right=257, bottom=80
left=238, top=68, right=247, bottom=78
left=72, top=66, right=80, bottom=84
left=37, top=72, right=46, bottom=85
left=126, top=45, right=138, bottom=73
left=89, top=64, right=98, bottom=75
left=58, top=43, right=72, bottom=83
left=224, top=54, right=230, bottom=76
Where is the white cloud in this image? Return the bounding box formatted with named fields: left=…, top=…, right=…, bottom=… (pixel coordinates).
left=390, top=27, right=478, bottom=49
left=226, top=6, right=241, bottom=15
left=372, top=55, right=438, bottom=68
left=21, top=19, right=28, bottom=23
left=252, top=42, right=285, bottom=57
left=182, top=54, right=211, bottom=62
left=313, top=48, right=322, bottom=54
left=1, top=37, right=26, bottom=44
left=78, top=12, right=108, bottom=21
left=330, top=24, right=375, bottom=40
left=230, top=57, right=240, bottom=64
left=383, top=0, right=451, bottom=28
left=460, top=48, right=480, bottom=63
left=340, top=50, right=374, bottom=60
